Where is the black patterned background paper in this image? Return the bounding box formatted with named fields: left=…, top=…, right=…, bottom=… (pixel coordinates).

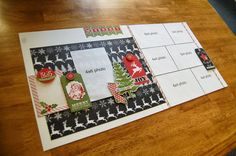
left=30, top=37, right=166, bottom=140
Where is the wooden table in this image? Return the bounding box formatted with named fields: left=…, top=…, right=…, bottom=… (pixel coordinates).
left=0, top=0, right=236, bottom=155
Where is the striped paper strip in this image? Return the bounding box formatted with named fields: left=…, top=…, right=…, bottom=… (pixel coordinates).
left=28, top=75, right=42, bottom=117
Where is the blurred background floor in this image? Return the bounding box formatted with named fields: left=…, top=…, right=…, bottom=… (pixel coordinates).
left=208, top=0, right=236, bottom=35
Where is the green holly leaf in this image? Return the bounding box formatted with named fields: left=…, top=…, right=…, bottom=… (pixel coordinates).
left=51, top=104, right=58, bottom=108
left=41, top=109, right=47, bottom=114
left=40, top=101, right=47, bottom=108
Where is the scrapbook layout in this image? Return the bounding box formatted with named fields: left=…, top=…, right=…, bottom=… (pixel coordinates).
left=19, top=22, right=227, bottom=150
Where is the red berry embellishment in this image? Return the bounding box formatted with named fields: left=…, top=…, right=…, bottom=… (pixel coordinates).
left=46, top=105, right=52, bottom=112
left=66, top=72, right=75, bottom=80
left=126, top=53, right=134, bottom=61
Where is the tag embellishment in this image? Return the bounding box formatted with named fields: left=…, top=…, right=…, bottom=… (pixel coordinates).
left=195, top=48, right=215, bottom=70
left=61, top=73, right=92, bottom=112
left=123, top=53, right=149, bottom=85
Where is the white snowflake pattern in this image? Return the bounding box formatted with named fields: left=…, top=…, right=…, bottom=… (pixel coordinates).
left=71, top=44, right=77, bottom=50
left=64, top=45, right=70, bottom=51
left=126, top=39, right=131, bottom=44
left=107, top=41, right=112, bottom=46
left=93, top=42, right=100, bottom=48
left=99, top=100, right=107, bottom=108
left=54, top=112, right=62, bottom=120
left=38, top=48, right=45, bottom=55
left=86, top=43, right=92, bottom=48
left=143, top=88, right=149, bottom=95
left=119, top=40, right=125, bottom=44
left=107, top=98, right=115, bottom=106
left=149, top=87, right=155, bottom=93
left=46, top=115, right=53, bottom=122
left=46, top=47, right=54, bottom=54
left=63, top=110, right=71, bottom=117
left=55, top=46, right=62, bottom=52
left=78, top=44, right=85, bottom=50
left=100, top=41, right=106, bottom=47
left=113, top=40, right=119, bottom=45
left=136, top=90, right=143, bottom=97
left=31, top=50, right=37, bottom=56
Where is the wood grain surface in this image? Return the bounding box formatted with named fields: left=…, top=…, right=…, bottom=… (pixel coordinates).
left=0, top=0, right=236, bottom=155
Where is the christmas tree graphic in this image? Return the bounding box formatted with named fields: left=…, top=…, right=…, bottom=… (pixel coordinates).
left=113, top=62, right=139, bottom=98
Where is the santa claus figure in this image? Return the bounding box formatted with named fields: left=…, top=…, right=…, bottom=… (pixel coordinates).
left=66, top=81, right=85, bottom=100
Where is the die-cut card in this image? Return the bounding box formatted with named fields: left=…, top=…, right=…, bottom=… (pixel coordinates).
left=156, top=69, right=204, bottom=106
left=191, top=66, right=223, bottom=94
left=142, top=47, right=178, bottom=76
left=70, top=47, right=114, bottom=101
left=164, top=23, right=193, bottom=44
left=129, top=24, right=174, bottom=48
left=166, top=43, right=202, bottom=70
